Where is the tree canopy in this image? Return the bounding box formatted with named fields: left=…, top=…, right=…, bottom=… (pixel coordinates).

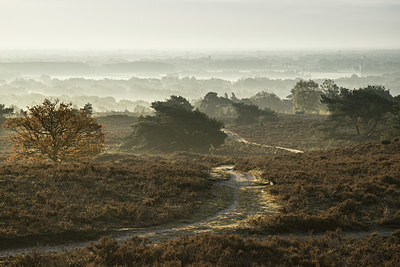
left=249, top=91, right=292, bottom=113
left=320, top=79, right=340, bottom=99
left=321, top=85, right=396, bottom=138
left=291, top=80, right=322, bottom=113
left=198, top=91, right=284, bottom=123
left=0, top=104, right=13, bottom=125
left=3, top=99, right=105, bottom=162
left=199, top=92, right=234, bottom=119
left=232, top=102, right=277, bottom=125
left=386, top=95, right=400, bottom=138
left=125, top=96, right=226, bottom=153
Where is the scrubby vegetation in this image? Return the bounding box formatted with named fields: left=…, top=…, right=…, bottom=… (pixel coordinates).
left=235, top=138, right=400, bottom=233
left=0, top=156, right=228, bottom=248
left=1, top=84, right=400, bottom=264
left=232, top=102, right=277, bottom=125
left=124, top=96, right=226, bottom=153
left=4, top=231, right=400, bottom=266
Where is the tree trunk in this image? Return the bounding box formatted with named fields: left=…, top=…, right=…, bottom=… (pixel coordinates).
left=366, top=120, right=379, bottom=137
left=353, top=123, right=360, bottom=136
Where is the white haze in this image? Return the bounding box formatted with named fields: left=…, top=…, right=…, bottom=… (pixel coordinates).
left=0, top=0, right=399, bottom=50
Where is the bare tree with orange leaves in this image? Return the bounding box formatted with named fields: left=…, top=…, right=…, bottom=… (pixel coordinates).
left=3, top=99, right=105, bottom=162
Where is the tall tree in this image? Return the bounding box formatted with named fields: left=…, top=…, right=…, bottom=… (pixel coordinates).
left=249, top=91, right=292, bottom=113
left=81, top=103, right=93, bottom=115
left=3, top=99, right=105, bottom=162
left=291, top=80, right=322, bottom=113
left=321, top=85, right=396, bottom=138
left=320, top=79, right=340, bottom=99
left=199, top=92, right=234, bottom=119
left=385, top=95, right=400, bottom=138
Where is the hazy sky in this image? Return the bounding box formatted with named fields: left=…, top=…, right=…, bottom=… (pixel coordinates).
left=0, top=0, right=399, bottom=50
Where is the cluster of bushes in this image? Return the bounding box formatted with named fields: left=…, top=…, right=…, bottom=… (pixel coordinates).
left=124, top=96, right=227, bottom=153
left=235, top=138, right=400, bottom=233
left=5, top=231, right=400, bottom=266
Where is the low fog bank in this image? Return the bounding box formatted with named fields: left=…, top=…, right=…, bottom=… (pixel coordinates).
left=0, top=93, right=150, bottom=113
left=1, top=50, right=399, bottom=81
left=1, top=50, right=399, bottom=111
left=1, top=73, right=400, bottom=111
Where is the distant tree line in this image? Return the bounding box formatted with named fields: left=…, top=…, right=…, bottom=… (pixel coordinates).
left=2, top=79, right=400, bottom=159
left=195, top=79, right=400, bottom=141
left=198, top=91, right=278, bottom=125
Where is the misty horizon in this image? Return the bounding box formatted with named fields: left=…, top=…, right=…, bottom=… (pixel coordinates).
left=1, top=1, right=399, bottom=111
left=1, top=0, right=399, bottom=51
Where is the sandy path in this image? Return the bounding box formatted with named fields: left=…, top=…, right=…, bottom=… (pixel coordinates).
left=0, top=166, right=275, bottom=257
left=1, top=134, right=396, bottom=257
left=1, top=163, right=394, bottom=258
left=222, top=128, right=304, bottom=154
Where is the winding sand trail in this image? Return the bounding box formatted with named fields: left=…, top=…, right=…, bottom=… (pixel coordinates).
left=222, top=129, right=304, bottom=154
left=0, top=131, right=396, bottom=257
left=0, top=165, right=277, bottom=257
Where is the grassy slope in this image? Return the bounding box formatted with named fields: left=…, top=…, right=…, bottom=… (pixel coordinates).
left=96, top=115, right=138, bottom=153
left=229, top=113, right=330, bottom=151
left=235, top=138, right=400, bottom=233
left=5, top=232, right=400, bottom=266
left=0, top=157, right=222, bottom=248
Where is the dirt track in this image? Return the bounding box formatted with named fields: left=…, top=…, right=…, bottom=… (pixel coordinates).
left=0, top=131, right=396, bottom=257
left=0, top=166, right=276, bottom=257
left=222, top=128, right=304, bottom=154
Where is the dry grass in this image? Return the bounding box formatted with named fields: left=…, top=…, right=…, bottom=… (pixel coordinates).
left=0, top=155, right=230, bottom=248
left=235, top=137, right=400, bottom=233
left=228, top=113, right=330, bottom=151
left=96, top=115, right=138, bottom=153
left=4, top=231, right=400, bottom=266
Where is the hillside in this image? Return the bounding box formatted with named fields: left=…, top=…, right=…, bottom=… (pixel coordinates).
left=0, top=156, right=232, bottom=249
left=235, top=137, right=400, bottom=233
